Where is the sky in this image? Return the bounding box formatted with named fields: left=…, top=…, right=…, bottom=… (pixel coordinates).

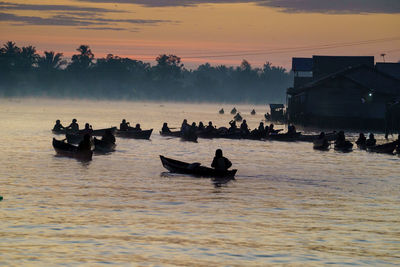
left=0, top=0, right=399, bottom=70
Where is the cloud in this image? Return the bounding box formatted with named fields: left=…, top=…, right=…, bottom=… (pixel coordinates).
left=0, top=1, right=121, bottom=13
left=258, top=0, right=400, bottom=14
left=0, top=12, right=171, bottom=28
left=74, top=0, right=400, bottom=14
left=78, top=26, right=126, bottom=31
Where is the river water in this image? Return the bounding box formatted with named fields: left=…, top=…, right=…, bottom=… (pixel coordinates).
left=0, top=98, right=399, bottom=266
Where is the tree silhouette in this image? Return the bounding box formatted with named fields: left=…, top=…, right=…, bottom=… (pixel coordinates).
left=68, top=45, right=94, bottom=71
left=38, top=51, right=66, bottom=71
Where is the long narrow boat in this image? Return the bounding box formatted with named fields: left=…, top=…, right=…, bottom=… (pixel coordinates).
left=297, top=132, right=337, bottom=142
left=160, top=155, right=237, bottom=178
left=52, top=127, right=116, bottom=136
left=268, top=132, right=301, bottom=142
left=93, top=137, right=116, bottom=153
left=160, top=130, right=198, bottom=142
left=52, top=138, right=92, bottom=160
left=367, top=141, right=397, bottom=154
left=116, top=129, right=153, bottom=139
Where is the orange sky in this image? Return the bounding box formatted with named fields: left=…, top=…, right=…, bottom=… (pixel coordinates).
left=1, top=1, right=399, bottom=69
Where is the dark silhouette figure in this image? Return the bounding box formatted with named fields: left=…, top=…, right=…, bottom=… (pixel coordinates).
left=314, top=132, right=329, bottom=150
left=66, top=119, right=79, bottom=132
left=53, top=119, right=64, bottom=131
left=82, top=123, right=93, bottom=135
left=229, top=120, right=237, bottom=132
left=78, top=134, right=91, bottom=151
left=356, top=133, right=366, bottom=147
left=198, top=121, right=205, bottom=131
left=287, top=124, right=296, bottom=135
left=240, top=120, right=249, bottom=135
left=219, top=108, right=224, bottom=114
left=162, top=122, right=171, bottom=133
left=101, top=129, right=115, bottom=144
left=335, top=131, right=353, bottom=150
left=181, top=119, right=189, bottom=133
left=211, top=149, right=232, bottom=171
left=134, top=123, right=142, bottom=131
left=231, top=107, right=237, bottom=115
left=234, top=113, right=243, bottom=122
left=120, top=119, right=130, bottom=131
left=206, top=121, right=215, bottom=131
left=251, top=109, right=256, bottom=115
left=366, top=133, right=376, bottom=147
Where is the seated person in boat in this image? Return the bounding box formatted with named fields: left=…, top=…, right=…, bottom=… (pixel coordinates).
left=317, top=132, right=329, bottom=147
left=335, top=131, right=352, bottom=147
left=211, top=149, right=232, bottom=171
left=366, top=133, right=376, bottom=147
left=134, top=123, right=142, bottom=131
left=287, top=124, right=297, bottom=135
left=181, top=119, right=189, bottom=133
left=120, top=119, right=130, bottom=131
left=240, top=120, right=249, bottom=135
left=251, top=109, right=256, bottom=115
left=257, top=122, right=266, bottom=137
left=269, top=123, right=277, bottom=134
left=198, top=121, right=205, bottom=131
left=66, top=119, right=79, bottom=132
left=356, top=133, right=366, bottom=146
left=53, top=120, right=64, bottom=131
left=229, top=120, right=237, bottom=132
left=101, top=129, right=115, bottom=144
left=162, top=122, right=171, bottom=133
left=82, top=123, right=93, bottom=135
left=206, top=121, right=215, bottom=131
left=219, top=108, right=224, bottom=114
left=78, top=134, right=92, bottom=151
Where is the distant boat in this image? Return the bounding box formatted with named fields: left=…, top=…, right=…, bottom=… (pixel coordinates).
left=251, top=109, right=256, bottom=115
left=233, top=113, right=242, bottom=122
left=116, top=129, right=153, bottom=139
left=219, top=108, right=224, bottom=114
left=230, top=107, right=237, bottom=115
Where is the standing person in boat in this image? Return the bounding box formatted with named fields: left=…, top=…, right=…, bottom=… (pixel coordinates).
left=53, top=120, right=64, bottom=132
left=66, top=119, right=79, bottom=133
left=356, top=133, right=366, bottom=147
left=211, top=149, right=232, bottom=171
left=162, top=122, right=171, bottom=133
left=366, top=133, right=376, bottom=147
left=120, top=119, right=130, bottom=131
left=240, top=120, right=250, bottom=135
left=101, top=129, right=115, bottom=144
left=78, top=134, right=92, bottom=151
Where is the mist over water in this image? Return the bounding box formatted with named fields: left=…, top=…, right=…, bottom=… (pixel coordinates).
left=0, top=98, right=399, bottom=266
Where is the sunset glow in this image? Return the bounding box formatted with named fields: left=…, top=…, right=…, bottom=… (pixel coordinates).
left=1, top=1, right=399, bottom=69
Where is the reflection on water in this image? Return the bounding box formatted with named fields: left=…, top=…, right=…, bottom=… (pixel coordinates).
left=0, top=99, right=399, bottom=266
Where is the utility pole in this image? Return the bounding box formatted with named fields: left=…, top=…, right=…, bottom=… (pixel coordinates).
left=380, top=53, right=386, bottom=62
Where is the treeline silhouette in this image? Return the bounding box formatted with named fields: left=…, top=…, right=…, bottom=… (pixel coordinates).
left=0, top=42, right=293, bottom=103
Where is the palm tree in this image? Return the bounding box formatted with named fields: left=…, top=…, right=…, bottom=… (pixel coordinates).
left=19, top=45, right=39, bottom=70
left=68, top=45, right=94, bottom=71
left=38, top=51, right=66, bottom=71
left=0, top=41, right=21, bottom=70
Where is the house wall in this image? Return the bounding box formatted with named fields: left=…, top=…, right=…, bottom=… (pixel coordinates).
left=305, top=77, right=386, bottom=119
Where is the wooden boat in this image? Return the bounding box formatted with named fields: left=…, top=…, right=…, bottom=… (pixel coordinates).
left=93, top=137, right=116, bottom=153
left=160, top=155, right=237, bottom=178
left=334, top=141, right=353, bottom=152
left=66, top=133, right=83, bottom=144
left=116, top=129, right=153, bottom=139
left=88, top=127, right=117, bottom=137
left=297, top=132, right=337, bottom=142
left=52, top=127, right=116, bottom=136
left=313, top=138, right=330, bottom=150
left=160, top=130, right=198, bottom=142
left=269, top=132, right=301, bottom=142
left=367, top=141, right=397, bottom=154
left=52, top=138, right=92, bottom=160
